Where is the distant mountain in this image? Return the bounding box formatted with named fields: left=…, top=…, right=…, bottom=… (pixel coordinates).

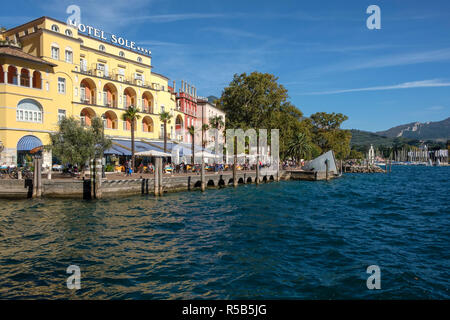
left=207, top=95, right=219, bottom=104
left=375, top=117, right=450, bottom=142
left=350, top=129, right=399, bottom=147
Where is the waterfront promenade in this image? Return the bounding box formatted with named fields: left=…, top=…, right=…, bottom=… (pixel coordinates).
left=0, top=165, right=344, bottom=199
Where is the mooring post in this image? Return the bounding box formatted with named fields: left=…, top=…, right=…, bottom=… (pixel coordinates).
left=325, top=159, right=329, bottom=181
left=276, top=160, right=281, bottom=181
left=201, top=155, right=205, bottom=192
left=154, top=159, right=159, bottom=196
left=158, top=158, right=163, bottom=196
left=233, top=157, right=238, bottom=187
left=32, top=158, right=37, bottom=198
left=90, top=159, right=95, bottom=199
left=36, top=157, right=42, bottom=197
left=233, top=137, right=238, bottom=187
left=95, top=158, right=102, bottom=199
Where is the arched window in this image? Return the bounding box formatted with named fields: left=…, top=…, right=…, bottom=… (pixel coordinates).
left=119, top=51, right=125, bottom=57
left=7, top=66, right=18, bottom=85
left=80, top=78, right=97, bottom=104
left=99, top=44, right=106, bottom=52
left=20, top=69, right=30, bottom=87
left=103, top=83, right=118, bottom=107
left=32, top=71, right=42, bottom=89
left=142, top=92, right=154, bottom=113
left=16, top=99, right=43, bottom=123
left=142, top=116, right=153, bottom=132
left=80, top=108, right=96, bottom=127
left=0, top=66, right=4, bottom=83
left=65, top=29, right=73, bottom=37
left=51, top=24, right=59, bottom=32
left=175, top=115, right=183, bottom=132
left=103, top=111, right=118, bottom=129
left=137, top=56, right=142, bottom=63
left=123, top=87, right=136, bottom=109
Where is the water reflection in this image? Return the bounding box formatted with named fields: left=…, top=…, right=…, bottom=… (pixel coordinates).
left=0, top=166, right=449, bottom=299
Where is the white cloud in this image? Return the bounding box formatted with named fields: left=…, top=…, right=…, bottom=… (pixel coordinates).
left=128, top=13, right=226, bottom=23
left=202, top=27, right=267, bottom=40
left=427, top=105, right=446, bottom=111
left=299, top=79, right=450, bottom=95
left=304, top=48, right=450, bottom=77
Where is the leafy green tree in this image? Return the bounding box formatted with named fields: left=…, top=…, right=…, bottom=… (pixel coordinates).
left=310, top=112, right=351, bottom=159
left=122, top=106, right=141, bottom=170
left=187, top=125, right=195, bottom=165
left=217, top=72, right=309, bottom=159
left=47, top=116, right=111, bottom=174
left=286, top=132, right=313, bottom=161
left=217, top=72, right=288, bottom=130
left=159, top=111, right=173, bottom=152
left=216, top=72, right=353, bottom=161
left=347, top=148, right=364, bottom=159
left=310, top=112, right=348, bottom=130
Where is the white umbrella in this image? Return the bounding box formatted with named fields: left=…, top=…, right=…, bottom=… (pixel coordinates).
left=136, top=150, right=171, bottom=157
left=194, top=150, right=216, bottom=158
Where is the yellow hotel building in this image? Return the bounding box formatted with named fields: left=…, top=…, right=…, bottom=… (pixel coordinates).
left=0, top=16, right=184, bottom=167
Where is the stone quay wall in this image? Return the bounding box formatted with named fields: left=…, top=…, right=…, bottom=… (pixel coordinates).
left=0, top=170, right=285, bottom=200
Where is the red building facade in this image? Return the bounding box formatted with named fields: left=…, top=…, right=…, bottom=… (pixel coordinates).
left=175, top=80, right=198, bottom=144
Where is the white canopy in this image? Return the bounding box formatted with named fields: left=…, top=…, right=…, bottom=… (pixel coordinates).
left=136, top=150, right=171, bottom=157
left=194, top=150, right=216, bottom=158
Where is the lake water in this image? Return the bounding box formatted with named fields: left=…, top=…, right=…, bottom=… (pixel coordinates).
left=0, top=166, right=448, bottom=299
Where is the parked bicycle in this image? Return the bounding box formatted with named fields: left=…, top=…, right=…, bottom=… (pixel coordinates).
left=9, top=167, right=34, bottom=180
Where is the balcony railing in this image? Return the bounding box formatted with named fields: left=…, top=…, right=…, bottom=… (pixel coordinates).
left=103, top=100, right=117, bottom=108
left=80, top=95, right=96, bottom=105
left=77, top=68, right=165, bottom=91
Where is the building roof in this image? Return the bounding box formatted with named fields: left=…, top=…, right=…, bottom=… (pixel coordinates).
left=0, top=45, right=57, bottom=67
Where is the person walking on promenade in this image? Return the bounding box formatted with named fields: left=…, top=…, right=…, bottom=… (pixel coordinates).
left=125, top=160, right=131, bottom=177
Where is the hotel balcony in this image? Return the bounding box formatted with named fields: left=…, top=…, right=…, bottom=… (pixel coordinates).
left=76, top=67, right=166, bottom=92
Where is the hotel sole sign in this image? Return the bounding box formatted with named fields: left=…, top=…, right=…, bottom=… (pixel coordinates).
left=66, top=8, right=151, bottom=56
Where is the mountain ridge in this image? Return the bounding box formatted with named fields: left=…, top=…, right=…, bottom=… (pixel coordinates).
left=374, top=117, right=450, bottom=141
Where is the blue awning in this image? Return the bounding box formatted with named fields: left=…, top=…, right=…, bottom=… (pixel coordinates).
left=17, top=135, right=43, bottom=151
left=104, top=144, right=132, bottom=156
left=113, top=139, right=156, bottom=153
left=104, top=139, right=216, bottom=157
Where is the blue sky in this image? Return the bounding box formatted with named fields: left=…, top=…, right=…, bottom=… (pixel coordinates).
left=2, top=0, right=450, bottom=131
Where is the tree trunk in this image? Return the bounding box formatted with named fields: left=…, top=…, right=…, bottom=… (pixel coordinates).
left=202, top=130, right=205, bottom=149
left=131, top=122, right=135, bottom=172
left=191, top=135, right=195, bottom=165
left=163, top=121, right=167, bottom=152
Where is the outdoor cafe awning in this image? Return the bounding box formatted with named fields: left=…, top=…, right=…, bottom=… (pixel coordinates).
left=135, top=150, right=171, bottom=157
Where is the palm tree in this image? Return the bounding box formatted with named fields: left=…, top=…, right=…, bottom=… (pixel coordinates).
left=122, top=106, right=141, bottom=171
left=187, top=125, right=195, bottom=165
left=286, top=132, right=313, bottom=163
left=209, top=115, right=224, bottom=131
left=159, top=111, right=173, bottom=152
left=201, top=123, right=209, bottom=148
